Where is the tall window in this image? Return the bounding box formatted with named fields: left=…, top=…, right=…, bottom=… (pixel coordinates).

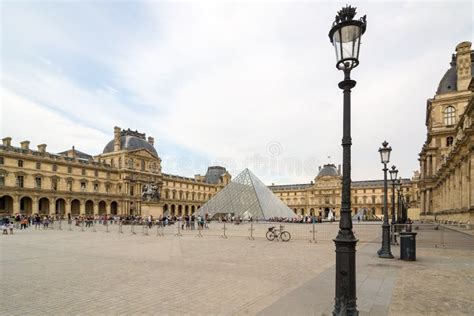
left=81, top=181, right=86, bottom=192
left=18, top=160, right=23, bottom=167
left=446, top=136, right=454, bottom=146
left=36, top=162, right=41, bottom=169
left=35, top=177, right=42, bottom=189
left=0, top=174, right=4, bottom=187
left=94, top=170, right=98, bottom=177
left=94, top=183, right=99, bottom=192
left=68, top=166, right=72, bottom=173
left=444, top=106, right=456, bottom=126
left=17, top=175, right=24, bottom=188
left=82, top=169, right=86, bottom=176
left=141, top=159, right=145, bottom=171
left=52, top=178, right=58, bottom=191
left=0, top=157, right=4, bottom=164
left=52, top=164, right=57, bottom=171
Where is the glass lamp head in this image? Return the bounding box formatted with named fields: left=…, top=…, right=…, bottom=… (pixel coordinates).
left=378, top=140, right=391, bottom=164
left=329, top=5, right=367, bottom=71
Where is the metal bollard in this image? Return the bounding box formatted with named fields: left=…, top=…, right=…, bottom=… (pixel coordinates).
left=220, top=222, right=227, bottom=239
left=118, top=221, right=123, bottom=234
left=248, top=221, right=254, bottom=240
left=106, top=219, right=109, bottom=233
left=157, top=223, right=164, bottom=236
left=69, top=220, right=72, bottom=231
left=58, top=219, right=62, bottom=231
left=175, top=220, right=182, bottom=237
left=81, top=221, right=84, bottom=232
left=309, top=221, right=317, bottom=243
left=92, top=220, right=96, bottom=232
left=143, top=224, right=149, bottom=236
left=131, top=223, right=136, bottom=235
left=195, top=224, right=203, bottom=238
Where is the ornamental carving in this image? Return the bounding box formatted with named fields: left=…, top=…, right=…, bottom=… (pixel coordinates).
left=142, top=183, right=161, bottom=202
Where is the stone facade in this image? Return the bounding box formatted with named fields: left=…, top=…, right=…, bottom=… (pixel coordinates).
left=0, top=127, right=230, bottom=218
left=269, top=164, right=419, bottom=219
left=418, top=41, right=474, bottom=224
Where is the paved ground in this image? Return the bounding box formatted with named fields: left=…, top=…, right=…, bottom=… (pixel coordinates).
left=1, top=225, right=473, bottom=315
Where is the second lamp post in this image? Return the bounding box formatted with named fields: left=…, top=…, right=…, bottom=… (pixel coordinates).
left=389, top=165, right=398, bottom=244
left=378, top=141, right=394, bottom=258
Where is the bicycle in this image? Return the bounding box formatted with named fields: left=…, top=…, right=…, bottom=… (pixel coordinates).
left=266, top=225, right=291, bottom=242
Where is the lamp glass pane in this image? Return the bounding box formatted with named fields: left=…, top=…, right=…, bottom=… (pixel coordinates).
left=332, top=24, right=362, bottom=60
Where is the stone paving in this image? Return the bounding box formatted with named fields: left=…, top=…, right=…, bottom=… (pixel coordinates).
left=1, top=225, right=473, bottom=315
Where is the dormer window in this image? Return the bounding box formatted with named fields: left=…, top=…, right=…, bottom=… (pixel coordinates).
left=444, top=106, right=456, bottom=126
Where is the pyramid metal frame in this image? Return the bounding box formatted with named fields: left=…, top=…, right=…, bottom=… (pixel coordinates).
left=196, top=168, right=297, bottom=220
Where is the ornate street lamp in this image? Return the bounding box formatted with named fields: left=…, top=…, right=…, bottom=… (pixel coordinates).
left=329, top=5, right=367, bottom=315
left=378, top=141, right=394, bottom=258
left=389, top=165, right=398, bottom=244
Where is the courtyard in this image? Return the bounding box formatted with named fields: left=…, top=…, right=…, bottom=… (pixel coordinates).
left=1, top=223, right=473, bottom=315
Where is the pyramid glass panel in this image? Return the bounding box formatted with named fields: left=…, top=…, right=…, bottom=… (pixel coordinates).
left=196, top=169, right=297, bottom=220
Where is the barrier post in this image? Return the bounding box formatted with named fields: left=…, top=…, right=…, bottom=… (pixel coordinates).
left=248, top=221, right=254, bottom=240
left=92, top=220, right=96, bottom=232
left=81, top=220, right=84, bottom=232
left=58, top=219, right=62, bottom=231
left=196, top=222, right=203, bottom=238
left=69, top=220, right=72, bottom=231
left=309, top=221, right=317, bottom=243
left=175, top=220, right=182, bottom=237
left=220, top=222, right=227, bottom=239
left=131, top=222, right=135, bottom=235
left=106, top=216, right=110, bottom=233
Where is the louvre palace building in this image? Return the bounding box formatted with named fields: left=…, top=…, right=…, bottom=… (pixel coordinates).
left=0, top=122, right=420, bottom=219
left=418, top=41, right=474, bottom=224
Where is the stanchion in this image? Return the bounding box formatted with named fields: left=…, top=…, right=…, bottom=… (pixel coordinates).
left=118, top=221, right=123, bottom=234
left=220, top=222, right=227, bottom=239
left=81, top=221, right=84, bottom=232
left=309, top=221, right=317, bottom=243
left=195, top=223, right=203, bottom=238
left=106, top=217, right=110, bottom=233
left=157, top=222, right=164, bottom=236
left=131, top=222, right=136, bottom=235
left=92, top=220, right=96, bottom=232
left=175, top=220, right=182, bottom=237
left=436, top=225, right=446, bottom=248
left=248, top=221, right=254, bottom=240
left=69, top=220, right=72, bottom=231
left=59, top=219, right=62, bottom=231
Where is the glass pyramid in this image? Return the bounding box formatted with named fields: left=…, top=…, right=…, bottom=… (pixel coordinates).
left=196, top=168, right=297, bottom=220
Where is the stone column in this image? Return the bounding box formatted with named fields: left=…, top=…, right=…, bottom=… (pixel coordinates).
left=93, top=202, right=99, bottom=216
left=80, top=200, right=86, bottom=215
left=50, top=198, right=56, bottom=216
left=33, top=196, right=39, bottom=214
left=13, top=195, right=20, bottom=215
left=66, top=198, right=71, bottom=216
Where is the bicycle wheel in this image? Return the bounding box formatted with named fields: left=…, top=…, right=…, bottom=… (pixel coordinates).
left=266, top=231, right=275, bottom=241
left=280, top=231, right=291, bottom=242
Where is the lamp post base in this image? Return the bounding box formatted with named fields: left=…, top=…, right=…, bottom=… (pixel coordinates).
left=378, top=223, right=394, bottom=258
left=333, top=235, right=358, bottom=316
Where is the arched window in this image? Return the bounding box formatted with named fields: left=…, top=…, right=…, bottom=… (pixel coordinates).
left=444, top=106, right=456, bottom=126
left=446, top=136, right=453, bottom=147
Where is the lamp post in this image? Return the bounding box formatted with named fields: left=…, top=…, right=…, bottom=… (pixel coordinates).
left=378, top=141, right=394, bottom=258
left=389, top=165, right=398, bottom=244
left=328, top=5, right=367, bottom=315
left=396, top=178, right=402, bottom=224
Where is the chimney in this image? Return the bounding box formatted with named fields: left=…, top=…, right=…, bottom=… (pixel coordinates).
left=20, top=141, right=30, bottom=150
left=2, top=137, right=12, bottom=147
left=148, top=136, right=154, bottom=146
left=338, top=164, right=341, bottom=175
left=72, top=146, right=76, bottom=158
left=114, top=126, right=121, bottom=151
left=455, top=41, right=472, bottom=91
left=37, top=144, right=47, bottom=153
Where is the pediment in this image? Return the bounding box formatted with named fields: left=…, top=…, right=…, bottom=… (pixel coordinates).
left=128, top=148, right=161, bottom=161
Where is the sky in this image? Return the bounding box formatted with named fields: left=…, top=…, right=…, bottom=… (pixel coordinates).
left=1, top=1, right=472, bottom=185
